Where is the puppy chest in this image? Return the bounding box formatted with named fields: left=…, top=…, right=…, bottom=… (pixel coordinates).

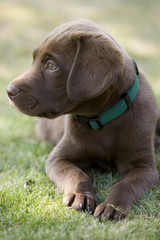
left=79, top=130, right=116, bottom=159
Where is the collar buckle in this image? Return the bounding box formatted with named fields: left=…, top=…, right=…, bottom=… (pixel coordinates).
left=122, top=92, right=132, bottom=109
left=89, top=116, right=103, bottom=129
left=74, top=115, right=103, bottom=129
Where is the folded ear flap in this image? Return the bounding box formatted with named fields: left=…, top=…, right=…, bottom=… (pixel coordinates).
left=67, top=34, right=124, bottom=101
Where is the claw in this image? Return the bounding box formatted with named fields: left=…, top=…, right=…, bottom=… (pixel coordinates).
left=79, top=203, right=84, bottom=209
left=87, top=206, right=90, bottom=212
left=66, top=200, right=71, bottom=206
left=94, top=210, right=102, bottom=218
left=63, top=192, right=97, bottom=213
left=103, top=212, right=113, bottom=220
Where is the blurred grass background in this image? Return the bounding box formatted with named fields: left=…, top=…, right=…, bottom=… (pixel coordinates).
left=0, top=0, right=160, bottom=239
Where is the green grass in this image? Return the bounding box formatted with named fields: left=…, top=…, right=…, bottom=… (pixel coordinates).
left=0, top=0, right=160, bottom=239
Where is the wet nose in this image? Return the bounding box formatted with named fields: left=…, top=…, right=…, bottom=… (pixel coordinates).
left=6, top=85, right=20, bottom=99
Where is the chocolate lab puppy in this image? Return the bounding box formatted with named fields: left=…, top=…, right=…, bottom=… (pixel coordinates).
left=7, top=20, right=159, bottom=220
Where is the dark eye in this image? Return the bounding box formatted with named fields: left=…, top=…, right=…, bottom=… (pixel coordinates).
left=47, top=61, right=57, bottom=71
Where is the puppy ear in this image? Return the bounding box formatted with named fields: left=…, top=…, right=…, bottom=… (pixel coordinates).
left=67, top=34, right=124, bottom=101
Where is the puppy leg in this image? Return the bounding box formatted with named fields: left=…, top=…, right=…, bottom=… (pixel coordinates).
left=46, top=142, right=98, bottom=213
left=94, top=156, right=158, bottom=220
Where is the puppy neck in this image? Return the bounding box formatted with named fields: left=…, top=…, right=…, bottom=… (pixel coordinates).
left=72, top=58, right=138, bottom=118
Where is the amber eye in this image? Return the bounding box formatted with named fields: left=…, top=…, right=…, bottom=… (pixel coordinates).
left=47, top=62, right=57, bottom=71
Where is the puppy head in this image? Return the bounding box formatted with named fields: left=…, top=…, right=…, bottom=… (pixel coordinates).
left=6, top=20, right=126, bottom=118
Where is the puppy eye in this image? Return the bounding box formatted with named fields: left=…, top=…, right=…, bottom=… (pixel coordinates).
left=47, top=61, right=57, bottom=71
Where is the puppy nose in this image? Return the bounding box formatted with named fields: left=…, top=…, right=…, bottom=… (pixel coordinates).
left=6, top=85, right=20, bottom=99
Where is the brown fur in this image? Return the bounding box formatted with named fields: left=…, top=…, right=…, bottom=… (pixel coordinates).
left=7, top=20, right=159, bottom=220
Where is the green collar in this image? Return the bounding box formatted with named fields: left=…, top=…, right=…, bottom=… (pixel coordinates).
left=74, top=59, right=140, bottom=130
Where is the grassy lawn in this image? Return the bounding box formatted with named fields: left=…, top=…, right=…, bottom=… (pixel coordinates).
left=0, top=0, right=160, bottom=239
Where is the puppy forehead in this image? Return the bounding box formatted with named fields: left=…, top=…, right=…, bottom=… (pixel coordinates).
left=36, top=37, right=75, bottom=63
left=33, top=37, right=71, bottom=61
left=37, top=24, right=82, bottom=55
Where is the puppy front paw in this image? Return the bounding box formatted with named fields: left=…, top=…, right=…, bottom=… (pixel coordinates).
left=94, top=202, right=129, bottom=221
left=63, top=192, right=98, bottom=213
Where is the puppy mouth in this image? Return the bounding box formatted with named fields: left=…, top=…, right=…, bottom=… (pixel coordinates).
left=21, top=97, right=38, bottom=110
left=8, top=95, right=59, bottom=118
left=8, top=95, right=40, bottom=114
